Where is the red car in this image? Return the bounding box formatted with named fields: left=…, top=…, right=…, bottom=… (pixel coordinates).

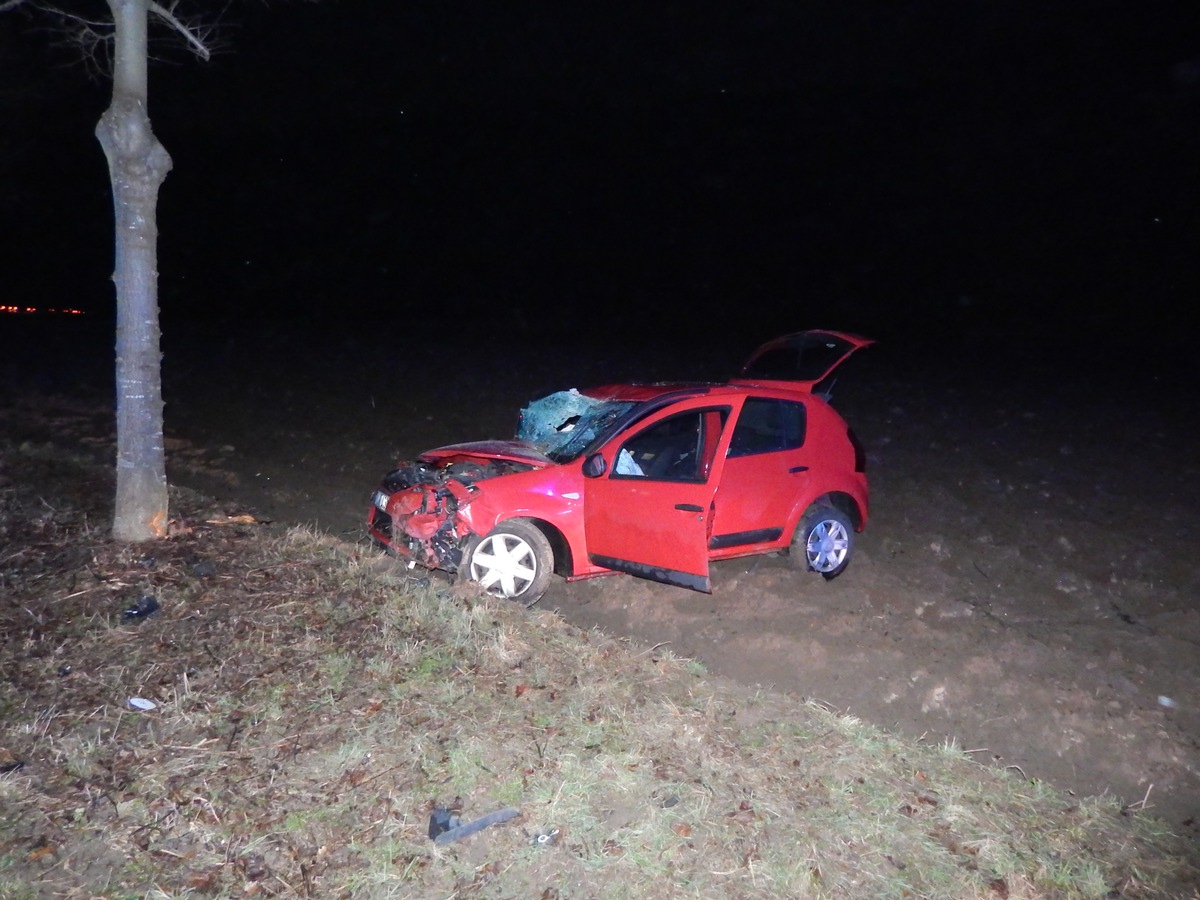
left=367, top=330, right=873, bottom=604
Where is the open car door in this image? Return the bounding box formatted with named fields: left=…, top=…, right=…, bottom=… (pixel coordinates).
left=734, top=329, right=874, bottom=394
left=583, top=402, right=729, bottom=593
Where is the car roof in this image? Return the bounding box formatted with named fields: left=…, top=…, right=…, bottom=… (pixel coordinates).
left=580, top=381, right=814, bottom=404
left=581, top=383, right=713, bottom=403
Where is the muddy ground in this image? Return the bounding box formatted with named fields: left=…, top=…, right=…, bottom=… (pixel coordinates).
left=8, top=317, right=1199, bottom=835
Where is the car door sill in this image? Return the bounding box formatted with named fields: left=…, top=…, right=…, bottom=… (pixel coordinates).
left=589, top=554, right=711, bottom=593
left=708, top=528, right=784, bottom=550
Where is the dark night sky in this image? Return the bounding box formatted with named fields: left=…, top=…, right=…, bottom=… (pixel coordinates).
left=2, top=1, right=1198, bottom=348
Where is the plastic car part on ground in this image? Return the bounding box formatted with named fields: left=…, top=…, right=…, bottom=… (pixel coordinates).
left=428, top=806, right=521, bottom=845
left=122, top=595, right=160, bottom=622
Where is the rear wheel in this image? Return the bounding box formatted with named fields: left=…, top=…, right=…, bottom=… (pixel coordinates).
left=793, top=506, right=855, bottom=580
left=467, top=520, right=554, bottom=604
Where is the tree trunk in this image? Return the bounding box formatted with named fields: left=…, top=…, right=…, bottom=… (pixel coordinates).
left=95, top=0, right=171, bottom=541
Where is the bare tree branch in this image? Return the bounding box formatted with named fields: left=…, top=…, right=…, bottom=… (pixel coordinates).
left=22, top=4, right=113, bottom=80
left=149, top=0, right=210, bottom=61
left=9, top=1, right=218, bottom=79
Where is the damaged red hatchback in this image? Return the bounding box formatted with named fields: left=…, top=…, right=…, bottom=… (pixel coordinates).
left=367, top=330, right=873, bottom=604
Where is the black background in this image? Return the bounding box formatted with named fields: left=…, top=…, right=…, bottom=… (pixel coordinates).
left=3, top=1, right=1198, bottom=357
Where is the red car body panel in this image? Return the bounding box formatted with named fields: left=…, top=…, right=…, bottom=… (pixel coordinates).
left=421, top=440, right=555, bottom=467
left=367, top=330, right=872, bottom=598
left=709, top=393, right=867, bottom=554
left=583, top=397, right=731, bottom=591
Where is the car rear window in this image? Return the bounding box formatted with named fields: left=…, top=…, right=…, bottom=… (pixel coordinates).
left=742, top=334, right=852, bottom=382
left=727, top=397, right=807, bottom=457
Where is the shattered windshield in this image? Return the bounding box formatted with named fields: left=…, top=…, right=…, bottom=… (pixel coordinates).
left=517, top=390, right=639, bottom=463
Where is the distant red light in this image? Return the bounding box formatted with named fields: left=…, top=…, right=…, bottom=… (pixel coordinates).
left=0, top=306, right=85, bottom=315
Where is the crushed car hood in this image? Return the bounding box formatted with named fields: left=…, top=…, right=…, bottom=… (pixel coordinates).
left=419, top=440, right=554, bottom=467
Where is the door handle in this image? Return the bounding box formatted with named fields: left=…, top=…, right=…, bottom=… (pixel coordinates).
left=788, top=465, right=809, bottom=473
left=674, top=503, right=704, bottom=512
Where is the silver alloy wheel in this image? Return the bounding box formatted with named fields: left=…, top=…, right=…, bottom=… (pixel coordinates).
left=470, top=532, right=540, bottom=598
left=805, top=515, right=851, bottom=573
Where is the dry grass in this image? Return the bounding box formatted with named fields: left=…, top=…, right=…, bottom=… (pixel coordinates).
left=1, top=441, right=1197, bottom=898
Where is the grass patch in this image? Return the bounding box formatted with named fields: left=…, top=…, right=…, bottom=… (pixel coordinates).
left=1, top=441, right=1197, bottom=897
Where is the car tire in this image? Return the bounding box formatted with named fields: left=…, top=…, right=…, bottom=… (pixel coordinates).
left=466, top=520, right=554, bottom=604
left=793, top=506, right=855, bottom=580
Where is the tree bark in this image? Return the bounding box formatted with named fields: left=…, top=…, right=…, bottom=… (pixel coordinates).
left=95, top=0, right=171, bottom=541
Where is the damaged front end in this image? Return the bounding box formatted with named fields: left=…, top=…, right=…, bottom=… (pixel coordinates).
left=367, top=457, right=536, bottom=574
left=368, top=389, right=637, bottom=581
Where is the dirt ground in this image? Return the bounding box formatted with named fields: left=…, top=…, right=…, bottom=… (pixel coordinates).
left=10, top=321, right=1199, bottom=835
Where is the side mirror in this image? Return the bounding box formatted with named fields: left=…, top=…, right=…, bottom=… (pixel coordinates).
left=582, top=453, right=607, bottom=478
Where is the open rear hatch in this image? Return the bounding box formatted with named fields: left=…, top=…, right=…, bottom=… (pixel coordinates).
left=734, top=330, right=874, bottom=394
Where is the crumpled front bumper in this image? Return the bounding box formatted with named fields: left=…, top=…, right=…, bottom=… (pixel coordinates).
left=367, top=479, right=477, bottom=573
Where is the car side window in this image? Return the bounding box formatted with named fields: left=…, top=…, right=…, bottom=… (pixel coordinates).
left=727, top=398, right=807, bottom=457
left=614, top=408, right=726, bottom=482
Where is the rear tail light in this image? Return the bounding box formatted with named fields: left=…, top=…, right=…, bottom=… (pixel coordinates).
left=848, top=428, right=867, bottom=473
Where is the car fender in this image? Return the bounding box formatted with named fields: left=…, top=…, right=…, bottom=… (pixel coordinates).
left=784, top=478, right=869, bottom=542
left=455, top=468, right=590, bottom=574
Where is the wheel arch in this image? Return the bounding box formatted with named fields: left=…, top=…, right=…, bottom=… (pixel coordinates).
left=500, top=516, right=574, bottom=577
left=792, top=491, right=865, bottom=541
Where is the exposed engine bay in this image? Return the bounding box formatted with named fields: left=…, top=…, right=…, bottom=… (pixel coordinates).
left=369, top=389, right=635, bottom=576
left=370, top=456, right=536, bottom=573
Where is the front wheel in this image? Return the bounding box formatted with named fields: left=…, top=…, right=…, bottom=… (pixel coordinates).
left=793, top=507, right=855, bottom=580
left=466, top=520, right=554, bottom=604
